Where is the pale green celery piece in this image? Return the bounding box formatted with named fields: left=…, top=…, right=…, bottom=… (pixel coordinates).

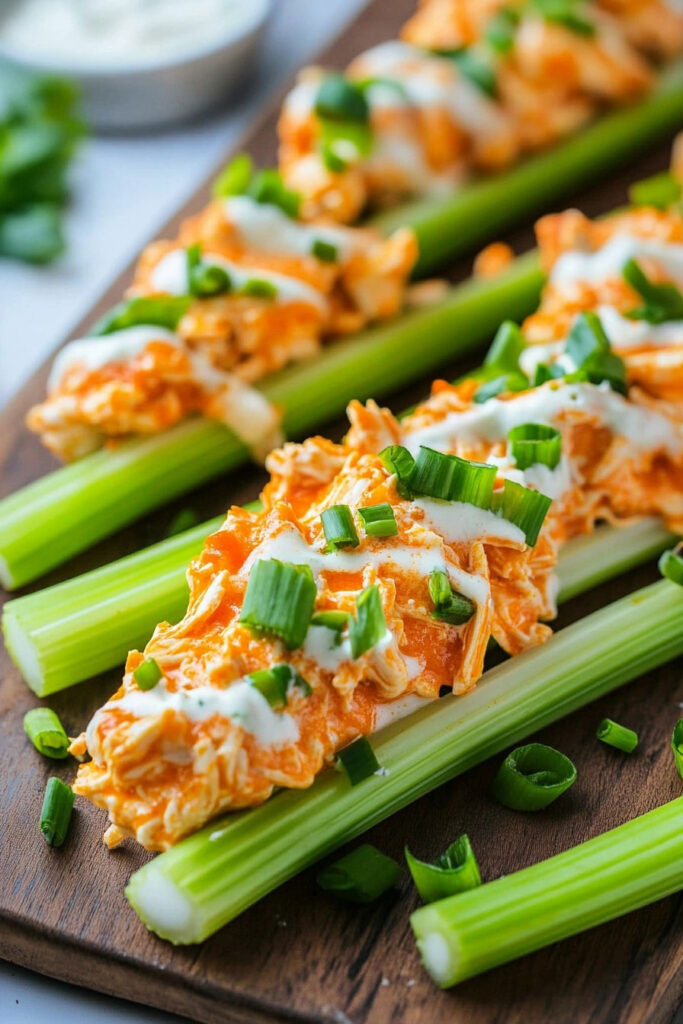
left=125, top=579, right=683, bottom=944
left=374, top=60, right=683, bottom=275
left=0, top=252, right=543, bottom=590
left=411, top=797, right=683, bottom=987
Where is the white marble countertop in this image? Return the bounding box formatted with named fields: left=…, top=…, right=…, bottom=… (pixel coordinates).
left=0, top=0, right=366, bottom=1019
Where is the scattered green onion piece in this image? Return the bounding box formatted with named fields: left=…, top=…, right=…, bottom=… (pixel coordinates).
left=349, top=585, right=386, bottom=659
left=212, top=153, right=253, bottom=198
left=629, top=171, right=681, bottom=210
left=133, top=657, right=162, bottom=691
left=565, top=311, right=627, bottom=393
left=596, top=718, right=638, bottom=754
left=240, top=559, right=317, bottom=650
left=190, top=262, right=231, bottom=298
left=379, top=444, right=416, bottom=498
left=406, top=835, right=482, bottom=903
left=337, top=736, right=381, bottom=785
left=436, top=48, right=498, bottom=98
left=311, top=238, right=338, bottom=263
left=321, top=504, right=359, bottom=550
left=474, top=371, right=528, bottom=403
left=314, top=74, right=369, bottom=123
left=622, top=257, right=683, bottom=324
left=247, top=168, right=300, bottom=219
left=485, top=7, right=520, bottom=52
left=508, top=423, right=561, bottom=470
left=317, top=843, right=402, bottom=902
left=23, top=707, right=69, bottom=759
left=93, top=295, right=192, bottom=336
left=165, top=508, right=200, bottom=537
left=40, top=776, right=74, bottom=848
left=533, top=0, right=595, bottom=36
left=532, top=361, right=564, bottom=386
left=310, top=610, right=351, bottom=643
left=429, top=570, right=476, bottom=626
left=672, top=720, right=683, bottom=779
left=491, top=742, right=577, bottom=811
left=238, top=278, right=278, bottom=300
left=319, top=118, right=373, bottom=171
left=358, top=503, right=398, bottom=538
left=658, top=547, right=683, bottom=586
left=491, top=479, right=552, bottom=547
left=483, top=320, right=526, bottom=373
left=410, top=446, right=497, bottom=510
left=248, top=664, right=311, bottom=708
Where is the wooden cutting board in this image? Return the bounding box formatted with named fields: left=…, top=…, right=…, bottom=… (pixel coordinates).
left=0, top=1, right=681, bottom=1020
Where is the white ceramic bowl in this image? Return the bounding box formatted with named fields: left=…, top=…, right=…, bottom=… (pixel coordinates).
left=0, top=0, right=271, bottom=132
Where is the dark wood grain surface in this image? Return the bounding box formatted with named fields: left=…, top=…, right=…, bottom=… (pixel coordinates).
left=1, top=0, right=682, bottom=1020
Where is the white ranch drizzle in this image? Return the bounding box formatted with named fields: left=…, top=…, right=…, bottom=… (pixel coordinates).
left=411, top=497, right=525, bottom=545
left=550, top=234, right=683, bottom=290
left=48, top=325, right=180, bottom=390
left=222, top=195, right=358, bottom=262
left=149, top=248, right=329, bottom=314
left=87, top=677, right=299, bottom=752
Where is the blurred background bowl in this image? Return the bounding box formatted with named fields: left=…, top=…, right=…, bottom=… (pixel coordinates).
left=0, top=0, right=272, bottom=132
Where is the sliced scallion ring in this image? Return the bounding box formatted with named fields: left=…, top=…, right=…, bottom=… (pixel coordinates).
left=629, top=171, right=681, bottom=210
left=133, top=657, right=162, bottom=691
left=358, top=503, right=398, bottom=538
left=311, top=238, right=338, bottom=263
left=565, top=311, right=627, bottom=393
left=337, top=736, right=381, bottom=785
left=314, top=74, right=370, bottom=124
left=405, top=834, right=482, bottom=903
left=349, top=585, right=386, bottom=659
left=409, top=446, right=497, bottom=509
left=238, top=278, right=278, bottom=300
left=248, top=664, right=311, bottom=707
left=596, top=718, right=638, bottom=754
left=622, top=258, right=683, bottom=324
left=672, top=720, right=683, bottom=779
left=429, top=569, right=475, bottom=626
left=317, top=843, right=402, bottom=903
left=379, top=444, right=415, bottom=498
left=310, top=610, right=351, bottom=643
left=474, top=371, right=528, bottom=403
left=485, top=7, right=520, bottom=52
left=23, top=707, right=70, bottom=759
left=483, top=320, right=526, bottom=373
left=321, top=504, right=359, bottom=550
left=190, top=263, right=231, bottom=298
left=247, top=168, right=300, bottom=218
left=508, top=423, right=561, bottom=470
left=93, top=295, right=192, bottom=336
left=491, top=742, right=577, bottom=811
left=240, top=559, right=317, bottom=650
left=212, top=152, right=253, bottom=198
left=40, top=776, right=74, bottom=848
left=491, top=479, right=552, bottom=546
left=659, top=546, right=683, bottom=586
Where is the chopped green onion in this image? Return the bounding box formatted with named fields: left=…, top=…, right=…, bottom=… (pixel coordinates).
left=379, top=444, right=415, bottom=498
left=310, top=610, right=351, bottom=643
left=40, top=776, right=74, bottom=848
left=190, top=262, right=231, bottom=298
left=658, top=547, right=683, bottom=586
left=565, top=311, right=627, bottom=393
left=474, top=371, right=528, bottom=403
left=238, top=278, right=278, bottom=300
left=240, top=559, right=317, bottom=650
left=133, top=657, right=162, bottom=691
left=320, top=140, right=347, bottom=173
left=349, top=585, right=386, bottom=659
left=23, top=707, right=69, bottom=759
left=317, top=844, right=402, bottom=902
left=93, top=295, right=192, bottom=336
left=165, top=508, right=200, bottom=537
left=508, top=423, right=561, bottom=470
left=491, top=742, right=577, bottom=810
left=319, top=117, right=373, bottom=171
left=411, top=797, right=683, bottom=988
left=629, top=171, right=681, bottom=210
left=247, top=168, right=300, bottom=219
left=483, top=320, right=526, bottom=373
left=358, top=503, right=398, bottom=538
left=409, top=447, right=497, bottom=509
left=672, top=720, right=683, bottom=779
left=491, top=479, right=552, bottom=547
left=315, top=74, right=369, bottom=123
left=623, top=257, right=683, bottom=324
left=485, top=7, right=520, bottom=53
left=311, top=238, right=338, bottom=263
left=406, top=834, right=482, bottom=903
left=429, top=570, right=476, bottom=626
left=321, top=504, right=359, bottom=550
left=248, top=663, right=311, bottom=708
left=337, top=736, right=381, bottom=785
left=532, top=361, right=564, bottom=386
left=436, top=48, right=498, bottom=98
left=596, top=718, right=638, bottom=753
left=533, top=0, right=595, bottom=36
left=212, top=153, right=253, bottom=198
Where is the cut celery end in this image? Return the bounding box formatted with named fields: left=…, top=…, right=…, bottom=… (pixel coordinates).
left=0, top=254, right=542, bottom=590
left=412, top=797, right=683, bottom=987
left=126, top=579, right=683, bottom=944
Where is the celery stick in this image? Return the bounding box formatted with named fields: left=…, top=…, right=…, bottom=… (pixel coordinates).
left=0, top=253, right=543, bottom=590
left=412, top=798, right=683, bottom=987
left=125, top=578, right=683, bottom=943
left=375, top=61, right=683, bottom=275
